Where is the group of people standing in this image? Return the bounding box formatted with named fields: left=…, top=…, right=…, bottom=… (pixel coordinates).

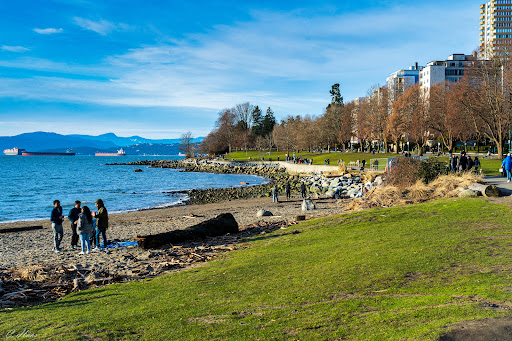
left=449, top=152, right=480, bottom=172
left=50, top=199, right=109, bottom=255
left=272, top=182, right=308, bottom=203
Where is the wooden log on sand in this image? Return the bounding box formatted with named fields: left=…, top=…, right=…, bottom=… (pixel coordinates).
left=468, top=183, right=500, bottom=197
left=135, top=213, right=239, bottom=249
left=0, top=226, right=43, bottom=234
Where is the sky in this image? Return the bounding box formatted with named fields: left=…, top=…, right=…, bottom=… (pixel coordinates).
left=0, top=0, right=482, bottom=138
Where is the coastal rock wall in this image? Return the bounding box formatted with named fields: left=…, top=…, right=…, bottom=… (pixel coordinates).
left=201, top=159, right=338, bottom=175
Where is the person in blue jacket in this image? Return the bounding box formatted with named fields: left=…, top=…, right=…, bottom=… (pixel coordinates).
left=502, top=153, right=512, bottom=182
left=50, top=200, right=64, bottom=252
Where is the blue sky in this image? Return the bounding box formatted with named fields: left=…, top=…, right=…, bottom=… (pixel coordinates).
left=0, top=0, right=481, bottom=138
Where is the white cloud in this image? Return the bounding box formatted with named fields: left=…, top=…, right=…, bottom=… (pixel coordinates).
left=73, top=17, right=126, bottom=35
left=34, top=28, right=63, bottom=34
left=0, top=2, right=481, bottom=117
left=1, top=45, right=30, bottom=53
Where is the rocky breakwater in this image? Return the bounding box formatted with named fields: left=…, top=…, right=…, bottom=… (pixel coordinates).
left=304, top=173, right=384, bottom=199
left=109, top=160, right=383, bottom=203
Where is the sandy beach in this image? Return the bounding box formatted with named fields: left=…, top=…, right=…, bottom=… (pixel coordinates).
left=0, top=196, right=347, bottom=271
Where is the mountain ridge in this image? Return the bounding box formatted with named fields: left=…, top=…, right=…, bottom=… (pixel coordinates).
left=0, top=132, right=203, bottom=155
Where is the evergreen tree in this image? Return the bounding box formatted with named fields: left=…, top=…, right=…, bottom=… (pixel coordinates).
left=261, top=107, right=276, bottom=136
left=327, top=83, right=344, bottom=109
left=251, top=106, right=264, bottom=136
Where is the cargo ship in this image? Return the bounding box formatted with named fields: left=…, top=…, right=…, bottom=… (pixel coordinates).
left=22, top=148, right=75, bottom=156
left=95, top=148, right=126, bottom=156
left=3, top=147, right=26, bottom=155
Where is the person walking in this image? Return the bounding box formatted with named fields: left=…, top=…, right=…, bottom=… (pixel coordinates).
left=272, top=185, right=279, bottom=203
left=92, top=199, right=109, bottom=250
left=285, top=182, right=291, bottom=200
left=300, top=182, right=307, bottom=199
left=502, top=153, right=512, bottom=182
left=50, top=200, right=64, bottom=253
left=67, top=200, right=81, bottom=250
left=77, top=206, right=93, bottom=254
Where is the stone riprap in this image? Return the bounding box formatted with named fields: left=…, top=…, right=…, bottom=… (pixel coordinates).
left=108, top=160, right=383, bottom=203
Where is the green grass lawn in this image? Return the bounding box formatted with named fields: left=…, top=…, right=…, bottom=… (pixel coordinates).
left=226, top=150, right=504, bottom=175
left=226, top=151, right=400, bottom=165
left=2, top=198, right=512, bottom=340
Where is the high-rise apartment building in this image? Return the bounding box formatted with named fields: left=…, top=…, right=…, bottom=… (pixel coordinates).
left=479, top=0, right=512, bottom=59
left=419, top=54, right=475, bottom=96
left=386, top=62, right=422, bottom=102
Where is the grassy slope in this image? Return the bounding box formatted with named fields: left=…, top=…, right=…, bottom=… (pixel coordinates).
left=2, top=198, right=512, bottom=340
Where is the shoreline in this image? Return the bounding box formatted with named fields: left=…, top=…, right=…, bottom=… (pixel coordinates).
left=0, top=195, right=349, bottom=308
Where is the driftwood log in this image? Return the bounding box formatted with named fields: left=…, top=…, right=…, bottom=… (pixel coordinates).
left=135, top=213, right=239, bottom=249
left=0, top=226, right=43, bottom=234
left=468, top=183, right=500, bottom=197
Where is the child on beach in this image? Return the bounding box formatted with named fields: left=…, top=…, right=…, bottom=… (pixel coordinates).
left=50, top=200, right=64, bottom=253
left=77, top=206, right=93, bottom=254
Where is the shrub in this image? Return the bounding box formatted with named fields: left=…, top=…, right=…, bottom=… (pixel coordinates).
left=385, top=158, right=422, bottom=188
left=419, top=158, right=449, bottom=184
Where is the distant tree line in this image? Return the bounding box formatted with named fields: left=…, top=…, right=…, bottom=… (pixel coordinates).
left=199, top=53, right=512, bottom=159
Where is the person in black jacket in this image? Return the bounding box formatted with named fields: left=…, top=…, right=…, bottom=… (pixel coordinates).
left=67, top=200, right=81, bottom=250
left=285, top=182, right=291, bottom=200
left=467, top=156, right=474, bottom=171
left=300, top=182, right=307, bottom=198
left=459, top=152, right=468, bottom=171
left=50, top=200, right=64, bottom=253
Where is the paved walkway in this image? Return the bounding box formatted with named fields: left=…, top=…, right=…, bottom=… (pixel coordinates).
left=485, top=176, right=512, bottom=196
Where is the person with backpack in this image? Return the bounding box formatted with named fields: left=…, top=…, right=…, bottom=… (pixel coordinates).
left=77, top=206, right=93, bottom=254
left=92, top=199, right=109, bottom=250
left=474, top=157, right=481, bottom=172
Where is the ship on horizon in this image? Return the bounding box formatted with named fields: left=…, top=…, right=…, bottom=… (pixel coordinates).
left=95, top=148, right=127, bottom=156
left=3, top=147, right=26, bottom=155
left=21, top=148, right=76, bottom=156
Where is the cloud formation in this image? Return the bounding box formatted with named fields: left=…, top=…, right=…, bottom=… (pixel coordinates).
left=1, top=46, right=30, bottom=53
left=33, top=28, right=63, bottom=34
left=73, top=17, right=129, bottom=35
left=0, top=2, right=480, bottom=127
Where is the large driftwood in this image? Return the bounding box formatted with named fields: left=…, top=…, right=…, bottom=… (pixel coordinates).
left=135, top=213, right=239, bottom=249
left=0, top=226, right=43, bottom=234
left=468, top=183, right=500, bottom=197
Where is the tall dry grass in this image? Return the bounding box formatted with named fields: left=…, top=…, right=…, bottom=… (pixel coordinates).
left=346, top=173, right=483, bottom=212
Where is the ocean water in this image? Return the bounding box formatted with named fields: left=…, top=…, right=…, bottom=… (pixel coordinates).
left=0, top=155, right=267, bottom=223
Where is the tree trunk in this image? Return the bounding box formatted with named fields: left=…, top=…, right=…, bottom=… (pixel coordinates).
left=468, top=183, right=500, bottom=197
left=497, top=140, right=504, bottom=159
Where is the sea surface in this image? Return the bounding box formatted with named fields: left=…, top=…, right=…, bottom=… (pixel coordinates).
left=0, top=155, right=267, bottom=223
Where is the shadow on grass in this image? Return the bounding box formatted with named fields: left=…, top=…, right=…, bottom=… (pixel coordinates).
left=1, top=289, right=122, bottom=315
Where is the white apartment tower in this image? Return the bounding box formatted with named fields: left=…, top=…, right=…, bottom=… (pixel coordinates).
left=419, top=54, right=475, bottom=96
left=480, top=0, right=512, bottom=59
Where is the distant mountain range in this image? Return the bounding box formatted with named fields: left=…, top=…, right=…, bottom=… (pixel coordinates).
left=0, top=132, right=203, bottom=155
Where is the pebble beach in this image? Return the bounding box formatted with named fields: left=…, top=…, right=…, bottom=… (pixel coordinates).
left=0, top=195, right=347, bottom=271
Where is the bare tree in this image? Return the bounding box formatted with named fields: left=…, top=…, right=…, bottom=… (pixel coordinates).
left=459, top=55, right=512, bottom=158
left=179, top=131, right=195, bottom=158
